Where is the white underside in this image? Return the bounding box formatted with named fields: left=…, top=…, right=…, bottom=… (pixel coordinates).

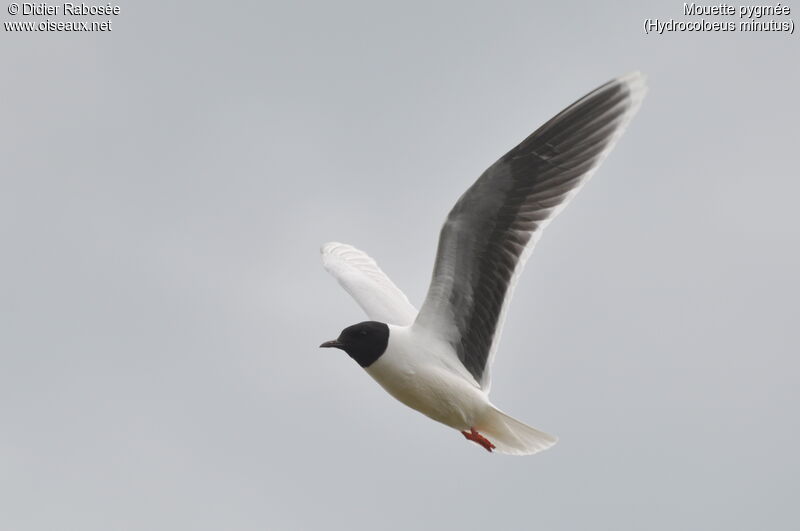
left=366, top=325, right=486, bottom=430
left=365, top=325, right=557, bottom=455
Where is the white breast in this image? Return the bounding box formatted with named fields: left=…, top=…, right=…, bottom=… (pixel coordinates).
left=364, top=325, right=490, bottom=430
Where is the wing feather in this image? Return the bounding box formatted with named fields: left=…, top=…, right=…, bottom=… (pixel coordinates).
left=321, top=242, right=417, bottom=326
left=415, top=72, right=647, bottom=391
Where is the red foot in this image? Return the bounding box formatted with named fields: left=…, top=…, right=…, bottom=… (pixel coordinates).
left=461, top=427, right=496, bottom=452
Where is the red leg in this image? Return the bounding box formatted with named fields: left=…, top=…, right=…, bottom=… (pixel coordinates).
left=461, top=427, right=496, bottom=452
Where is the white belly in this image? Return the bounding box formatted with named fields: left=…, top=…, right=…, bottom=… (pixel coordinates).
left=364, top=325, right=489, bottom=430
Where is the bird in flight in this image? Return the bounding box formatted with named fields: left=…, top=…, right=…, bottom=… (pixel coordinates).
left=320, top=72, right=646, bottom=455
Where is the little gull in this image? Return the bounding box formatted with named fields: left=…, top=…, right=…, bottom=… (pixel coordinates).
left=320, top=72, right=646, bottom=455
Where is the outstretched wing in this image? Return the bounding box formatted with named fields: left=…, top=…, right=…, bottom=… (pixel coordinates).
left=321, top=242, right=417, bottom=326
left=415, top=72, right=647, bottom=391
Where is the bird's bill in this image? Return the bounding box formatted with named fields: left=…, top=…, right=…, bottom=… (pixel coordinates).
left=319, top=339, right=344, bottom=349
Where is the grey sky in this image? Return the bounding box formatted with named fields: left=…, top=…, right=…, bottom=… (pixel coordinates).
left=1, top=1, right=798, bottom=530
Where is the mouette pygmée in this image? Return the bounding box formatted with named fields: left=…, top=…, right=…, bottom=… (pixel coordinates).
left=320, top=72, right=646, bottom=455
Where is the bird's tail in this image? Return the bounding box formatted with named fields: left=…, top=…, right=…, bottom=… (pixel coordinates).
left=476, top=405, right=558, bottom=456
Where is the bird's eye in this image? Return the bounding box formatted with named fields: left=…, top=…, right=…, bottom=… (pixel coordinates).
left=360, top=330, right=368, bottom=336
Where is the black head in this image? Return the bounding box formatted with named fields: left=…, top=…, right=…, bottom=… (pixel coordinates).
left=320, top=321, right=389, bottom=367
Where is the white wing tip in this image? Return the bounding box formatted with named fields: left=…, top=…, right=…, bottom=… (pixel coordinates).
left=321, top=241, right=366, bottom=263
left=320, top=241, right=381, bottom=273
left=321, top=241, right=345, bottom=255
left=619, top=69, right=646, bottom=81
left=617, top=71, right=648, bottom=109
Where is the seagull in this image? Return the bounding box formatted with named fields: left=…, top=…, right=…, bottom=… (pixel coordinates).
left=320, top=72, right=646, bottom=455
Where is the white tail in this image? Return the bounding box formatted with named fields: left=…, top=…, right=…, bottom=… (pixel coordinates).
left=476, top=406, right=558, bottom=456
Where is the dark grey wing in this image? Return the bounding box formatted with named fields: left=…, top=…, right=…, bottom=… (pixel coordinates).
left=415, top=72, right=647, bottom=391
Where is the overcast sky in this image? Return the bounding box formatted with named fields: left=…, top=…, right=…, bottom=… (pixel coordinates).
left=1, top=1, right=798, bottom=530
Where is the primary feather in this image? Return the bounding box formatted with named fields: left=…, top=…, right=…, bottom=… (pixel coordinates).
left=321, top=242, right=417, bottom=326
